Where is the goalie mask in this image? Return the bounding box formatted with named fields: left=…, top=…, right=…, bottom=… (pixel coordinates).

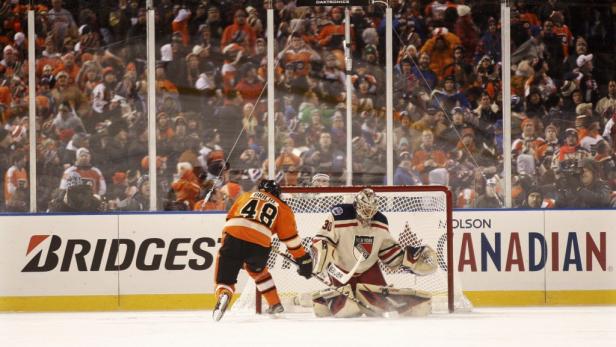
left=354, top=188, right=378, bottom=223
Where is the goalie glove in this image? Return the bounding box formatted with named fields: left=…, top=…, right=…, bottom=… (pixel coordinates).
left=401, top=245, right=437, bottom=276
left=296, top=253, right=313, bottom=279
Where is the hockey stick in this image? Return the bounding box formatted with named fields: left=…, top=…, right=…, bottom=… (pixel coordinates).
left=325, top=255, right=363, bottom=285
left=271, top=247, right=379, bottom=314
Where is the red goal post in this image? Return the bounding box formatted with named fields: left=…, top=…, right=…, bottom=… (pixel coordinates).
left=235, top=185, right=468, bottom=314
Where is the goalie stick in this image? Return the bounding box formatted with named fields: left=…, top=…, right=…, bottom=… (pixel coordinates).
left=271, top=247, right=379, bottom=315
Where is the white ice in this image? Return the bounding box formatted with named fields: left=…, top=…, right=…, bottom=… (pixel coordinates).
left=1, top=307, right=615, bottom=347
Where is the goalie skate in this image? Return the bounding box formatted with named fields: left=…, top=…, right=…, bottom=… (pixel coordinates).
left=213, top=292, right=231, bottom=322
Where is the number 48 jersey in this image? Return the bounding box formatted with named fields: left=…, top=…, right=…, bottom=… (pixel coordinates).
left=222, top=191, right=305, bottom=259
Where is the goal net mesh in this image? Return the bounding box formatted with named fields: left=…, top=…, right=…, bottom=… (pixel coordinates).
left=232, top=186, right=472, bottom=314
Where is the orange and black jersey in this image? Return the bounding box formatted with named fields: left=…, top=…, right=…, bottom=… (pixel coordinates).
left=222, top=191, right=306, bottom=259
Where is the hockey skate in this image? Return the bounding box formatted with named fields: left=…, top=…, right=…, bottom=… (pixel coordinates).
left=265, top=303, right=284, bottom=316
left=213, top=291, right=231, bottom=322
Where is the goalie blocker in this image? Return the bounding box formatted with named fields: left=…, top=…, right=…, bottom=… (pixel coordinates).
left=308, top=189, right=438, bottom=317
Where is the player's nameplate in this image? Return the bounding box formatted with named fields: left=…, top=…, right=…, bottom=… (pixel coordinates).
left=297, top=0, right=371, bottom=6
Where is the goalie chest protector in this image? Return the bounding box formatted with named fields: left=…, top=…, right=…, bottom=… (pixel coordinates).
left=323, top=204, right=392, bottom=274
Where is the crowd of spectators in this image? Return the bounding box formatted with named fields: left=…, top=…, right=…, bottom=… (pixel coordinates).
left=0, top=0, right=615, bottom=213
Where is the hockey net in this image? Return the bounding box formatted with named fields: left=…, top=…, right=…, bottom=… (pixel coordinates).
left=232, top=186, right=472, bottom=314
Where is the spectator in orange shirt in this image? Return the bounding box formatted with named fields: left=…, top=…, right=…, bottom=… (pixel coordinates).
left=221, top=9, right=256, bottom=53
left=170, top=162, right=201, bottom=210
left=4, top=150, right=28, bottom=211
left=412, top=129, right=449, bottom=184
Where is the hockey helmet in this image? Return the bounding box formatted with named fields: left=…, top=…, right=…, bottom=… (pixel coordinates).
left=258, top=179, right=281, bottom=198
left=354, top=188, right=378, bottom=222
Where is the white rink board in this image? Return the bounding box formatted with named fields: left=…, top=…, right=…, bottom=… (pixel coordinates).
left=0, top=210, right=615, bottom=299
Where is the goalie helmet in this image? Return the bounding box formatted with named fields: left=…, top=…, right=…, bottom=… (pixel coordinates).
left=258, top=179, right=281, bottom=198
left=354, top=188, right=378, bottom=223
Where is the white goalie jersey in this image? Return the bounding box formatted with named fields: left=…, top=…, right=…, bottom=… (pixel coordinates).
left=313, top=203, right=404, bottom=275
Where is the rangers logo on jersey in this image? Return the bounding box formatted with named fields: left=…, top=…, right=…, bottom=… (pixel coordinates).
left=354, top=236, right=374, bottom=260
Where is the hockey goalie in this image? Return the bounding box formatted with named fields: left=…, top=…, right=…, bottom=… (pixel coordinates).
left=309, top=188, right=438, bottom=318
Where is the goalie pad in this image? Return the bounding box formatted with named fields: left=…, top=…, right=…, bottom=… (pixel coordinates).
left=355, top=283, right=432, bottom=317
left=311, top=285, right=362, bottom=318
left=311, top=238, right=334, bottom=274
left=402, top=245, right=438, bottom=276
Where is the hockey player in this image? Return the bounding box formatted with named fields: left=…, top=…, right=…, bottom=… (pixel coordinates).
left=310, top=188, right=438, bottom=318
left=213, top=179, right=313, bottom=321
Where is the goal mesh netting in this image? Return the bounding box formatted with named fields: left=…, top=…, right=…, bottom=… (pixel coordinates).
left=232, top=186, right=472, bottom=314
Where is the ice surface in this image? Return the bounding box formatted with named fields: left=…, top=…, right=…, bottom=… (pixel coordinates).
left=1, top=307, right=615, bottom=347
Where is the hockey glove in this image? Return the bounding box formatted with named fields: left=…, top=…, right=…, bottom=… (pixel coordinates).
left=296, top=253, right=313, bottom=279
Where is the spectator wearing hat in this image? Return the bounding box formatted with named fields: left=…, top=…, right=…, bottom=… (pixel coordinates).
left=411, top=129, right=449, bottom=185
left=59, top=147, right=106, bottom=197
left=204, top=6, right=224, bottom=41
left=524, top=87, right=547, bottom=120
left=512, top=118, right=543, bottom=159
left=439, top=107, right=476, bottom=152
left=48, top=171, right=106, bottom=213
left=520, top=185, right=553, bottom=209
left=311, top=173, right=331, bottom=187
left=411, top=107, right=448, bottom=139
left=393, top=151, right=422, bottom=186
left=535, top=123, right=560, bottom=179
left=550, top=128, right=591, bottom=189
left=51, top=69, right=89, bottom=120
left=60, top=131, right=90, bottom=167
left=51, top=102, right=85, bottom=137
left=419, top=28, right=461, bottom=81
left=475, top=17, right=501, bottom=65
left=441, top=46, right=474, bottom=91
left=476, top=177, right=503, bottom=208
left=430, top=75, right=470, bottom=114
left=555, top=158, right=611, bottom=208
left=221, top=9, right=256, bottom=53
